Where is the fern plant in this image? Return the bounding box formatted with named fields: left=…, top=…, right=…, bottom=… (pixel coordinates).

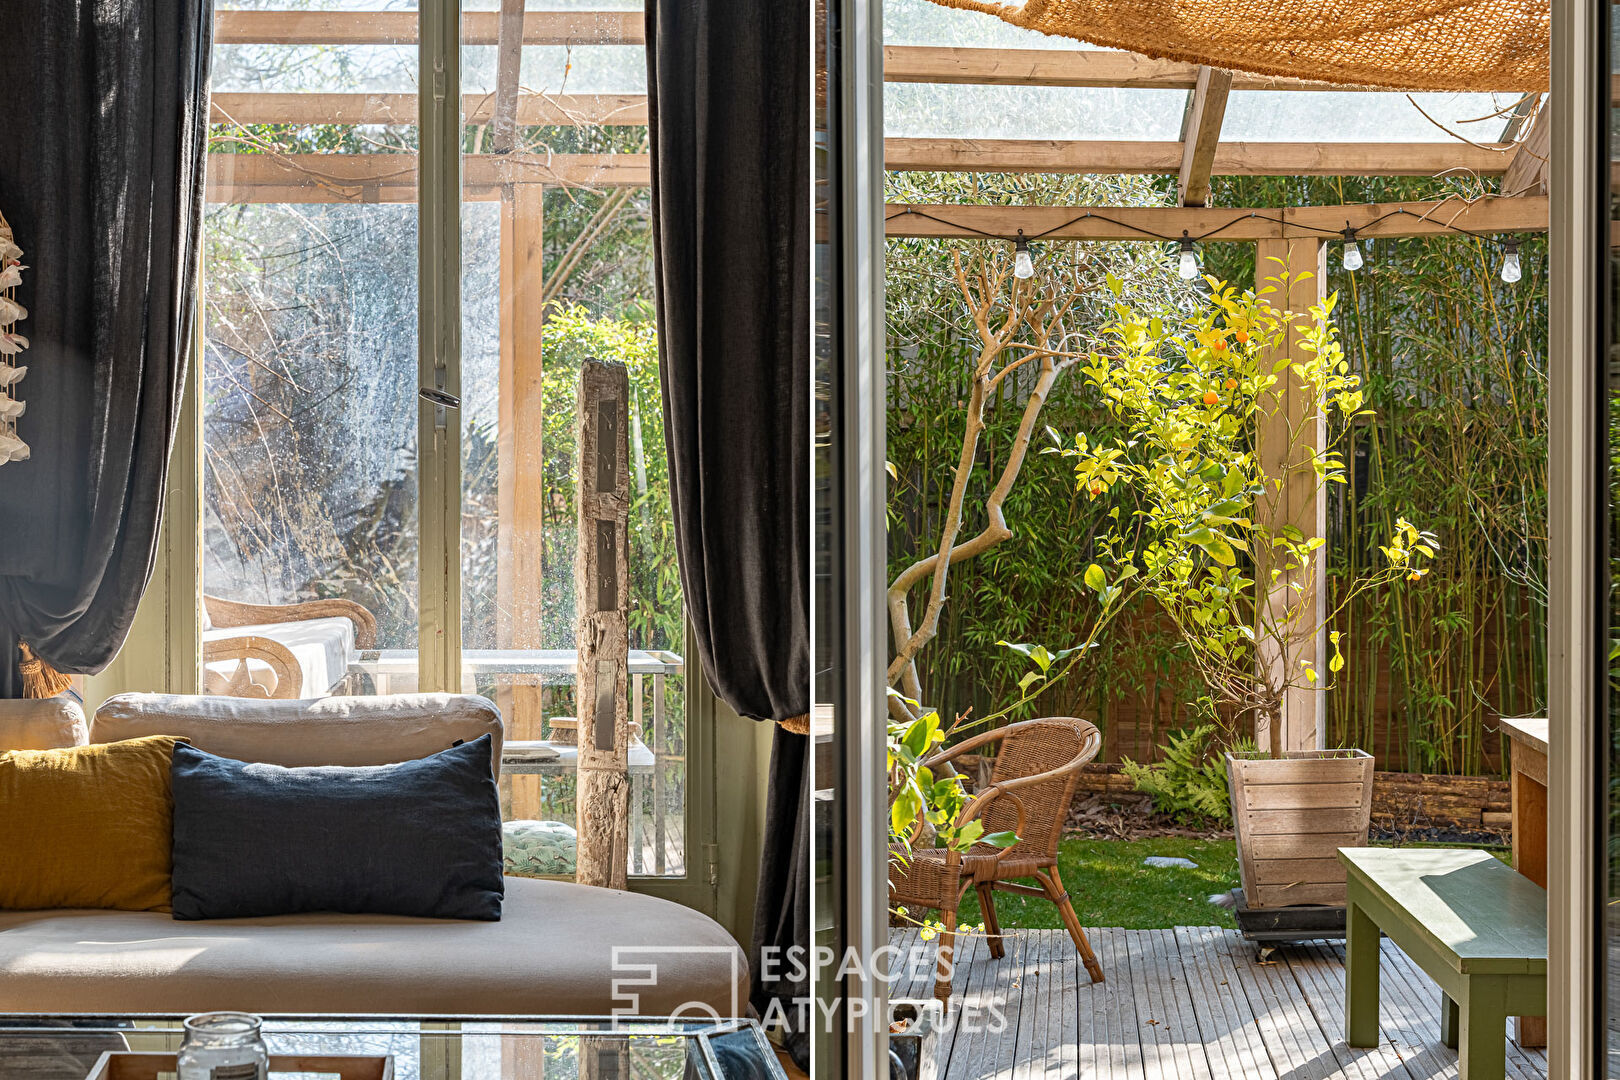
left=1120, top=724, right=1254, bottom=827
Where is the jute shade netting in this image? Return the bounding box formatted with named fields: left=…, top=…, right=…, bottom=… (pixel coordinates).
left=925, top=0, right=1548, bottom=92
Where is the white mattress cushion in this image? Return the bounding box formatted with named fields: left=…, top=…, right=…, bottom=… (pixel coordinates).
left=0, top=877, right=748, bottom=1018
left=202, top=616, right=355, bottom=697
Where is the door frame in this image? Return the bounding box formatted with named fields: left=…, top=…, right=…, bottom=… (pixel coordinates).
left=1547, top=0, right=1608, bottom=1072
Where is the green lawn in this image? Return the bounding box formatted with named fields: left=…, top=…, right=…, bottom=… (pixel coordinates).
left=951, top=835, right=1511, bottom=931
left=954, top=836, right=1242, bottom=931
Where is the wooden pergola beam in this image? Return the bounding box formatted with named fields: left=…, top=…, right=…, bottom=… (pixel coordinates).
left=213, top=9, right=644, bottom=46
left=883, top=138, right=1514, bottom=176
left=1178, top=67, right=1234, bottom=206
left=204, top=152, right=651, bottom=202
left=1502, top=102, right=1552, bottom=197
left=882, top=45, right=1525, bottom=92
left=211, top=93, right=648, bottom=128
left=487, top=0, right=528, bottom=152
left=883, top=197, right=1550, bottom=241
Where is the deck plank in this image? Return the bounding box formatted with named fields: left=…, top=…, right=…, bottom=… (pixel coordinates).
left=1282, top=940, right=1418, bottom=1080
left=1151, top=927, right=1217, bottom=1080
left=886, top=926, right=1548, bottom=1080
left=1173, top=925, right=1276, bottom=1080
left=944, top=932, right=1006, bottom=1080
left=1053, top=930, right=1082, bottom=1080
left=1097, top=928, right=1149, bottom=1080
left=1010, top=929, right=1053, bottom=1080
left=1213, top=929, right=1339, bottom=1080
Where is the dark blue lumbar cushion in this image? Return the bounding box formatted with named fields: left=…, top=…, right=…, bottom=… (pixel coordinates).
left=169, top=735, right=504, bottom=921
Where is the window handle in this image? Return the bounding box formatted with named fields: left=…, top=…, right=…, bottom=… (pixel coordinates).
left=419, top=387, right=460, bottom=410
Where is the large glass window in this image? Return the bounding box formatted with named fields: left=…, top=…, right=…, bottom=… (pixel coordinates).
left=455, top=2, right=686, bottom=879
left=203, top=1, right=419, bottom=700
left=200, top=1, right=686, bottom=881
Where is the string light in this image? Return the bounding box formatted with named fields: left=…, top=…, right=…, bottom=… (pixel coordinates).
left=1013, top=231, right=1035, bottom=279
left=1500, top=238, right=1522, bottom=284
left=883, top=205, right=1529, bottom=288
left=1177, top=233, right=1200, bottom=281
left=1341, top=227, right=1364, bottom=272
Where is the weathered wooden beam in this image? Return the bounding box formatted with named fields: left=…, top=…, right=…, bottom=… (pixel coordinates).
left=574, top=358, right=632, bottom=890
left=489, top=0, right=533, bottom=152
left=1254, top=238, right=1328, bottom=757
left=883, top=197, right=1551, bottom=242
left=882, top=45, right=1516, bottom=92
left=214, top=9, right=644, bottom=46
left=211, top=92, right=647, bottom=128
left=884, top=45, right=1203, bottom=89
left=1502, top=102, right=1552, bottom=197
left=203, top=152, right=651, bottom=202
left=882, top=138, right=1514, bottom=176
left=1178, top=67, right=1234, bottom=207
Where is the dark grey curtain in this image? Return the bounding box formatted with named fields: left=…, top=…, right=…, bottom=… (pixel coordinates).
left=645, top=0, right=810, bottom=1064
left=646, top=0, right=811, bottom=729
left=0, top=0, right=212, bottom=696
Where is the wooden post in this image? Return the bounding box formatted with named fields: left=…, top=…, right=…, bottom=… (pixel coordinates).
left=498, top=181, right=547, bottom=818
left=574, top=358, right=631, bottom=889
left=1253, top=238, right=1327, bottom=755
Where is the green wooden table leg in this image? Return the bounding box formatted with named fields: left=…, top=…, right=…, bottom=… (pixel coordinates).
left=1344, top=896, right=1381, bottom=1048
left=1441, top=994, right=1460, bottom=1049
left=1458, top=979, right=1508, bottom=1080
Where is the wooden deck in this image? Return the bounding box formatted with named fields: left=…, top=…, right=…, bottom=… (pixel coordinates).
left=888, top=927, right=1550, bottom=1080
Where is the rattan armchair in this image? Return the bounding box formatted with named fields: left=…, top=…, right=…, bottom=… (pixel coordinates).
left=202, top=594, right=377, bottom=699
left=889, top=716, right=1105, bottom=1001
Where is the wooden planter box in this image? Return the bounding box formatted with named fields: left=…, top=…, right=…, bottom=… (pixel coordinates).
left=1225, top=749, right=1374, bottom=910
left=86, top=1052, right=393, bottom=1080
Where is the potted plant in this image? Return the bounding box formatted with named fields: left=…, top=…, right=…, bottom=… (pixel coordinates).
left=1057, top=269, right=1434, bottom=911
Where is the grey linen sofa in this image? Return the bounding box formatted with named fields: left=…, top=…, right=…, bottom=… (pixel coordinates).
left=0, top=693, right=749, bottom=1017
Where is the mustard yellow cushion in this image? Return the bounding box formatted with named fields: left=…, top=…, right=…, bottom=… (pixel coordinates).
left=0, top=735, right=183, bottom=911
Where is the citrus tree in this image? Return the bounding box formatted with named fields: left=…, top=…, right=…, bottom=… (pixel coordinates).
left=1058, top=267, right=1435, bottom=752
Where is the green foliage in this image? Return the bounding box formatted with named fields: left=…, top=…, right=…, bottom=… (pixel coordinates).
left=1060, top=276, right=1434, bottom=737
left=1120, top=724, right=1242, bottom=826
left=885, top=171, right=1205, bottom=738
left=888, top=707, right=1020, bottom=856
left=486, top=302, right=682, bottom=654
left=1209, top=176, right=1547, bottom=774
left=886, top=171, right=1547, bottom=777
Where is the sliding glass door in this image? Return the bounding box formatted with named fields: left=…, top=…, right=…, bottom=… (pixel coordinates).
left=452, top=2, right=688, bottom=879
left=199, top=0, right=693, bottom=886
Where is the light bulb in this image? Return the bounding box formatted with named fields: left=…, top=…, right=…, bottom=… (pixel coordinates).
left=1500, top=240, right=1521, bottom=284
left=1177, top=236, right=1199, bottom=281
left=1013, top=233, right=1035, bottom=279
left=1342, top=239, right=1363, bottom=272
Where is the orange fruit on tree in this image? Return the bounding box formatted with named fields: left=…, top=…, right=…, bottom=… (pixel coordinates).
left=1202, top=391, right=1220, bottom=406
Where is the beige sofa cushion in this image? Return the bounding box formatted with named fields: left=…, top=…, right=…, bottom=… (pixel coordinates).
left=0, top=877, right=748, bottom=1018
left=92, top=693, right=503, bottom=777
left=0, top=697, right=88, bottom=751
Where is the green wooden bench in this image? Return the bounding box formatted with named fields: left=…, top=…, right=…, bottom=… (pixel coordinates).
left=1338, top=847, right=1546, bottom=1080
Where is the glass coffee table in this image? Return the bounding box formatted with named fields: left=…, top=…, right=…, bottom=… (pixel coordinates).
left=0, top=1015, right=785, bottom=1080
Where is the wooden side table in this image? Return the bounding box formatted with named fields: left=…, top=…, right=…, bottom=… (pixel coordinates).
left=1499, top=716, right=1547, bottom=1048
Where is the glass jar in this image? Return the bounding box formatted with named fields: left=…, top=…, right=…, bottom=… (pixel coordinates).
left=176, top=1012, right=269, bottom=1080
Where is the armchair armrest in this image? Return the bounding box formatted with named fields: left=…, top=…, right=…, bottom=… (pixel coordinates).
left=202, top=635, right=301, bottom=699
left=204, top=594, right=378, bottom=649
